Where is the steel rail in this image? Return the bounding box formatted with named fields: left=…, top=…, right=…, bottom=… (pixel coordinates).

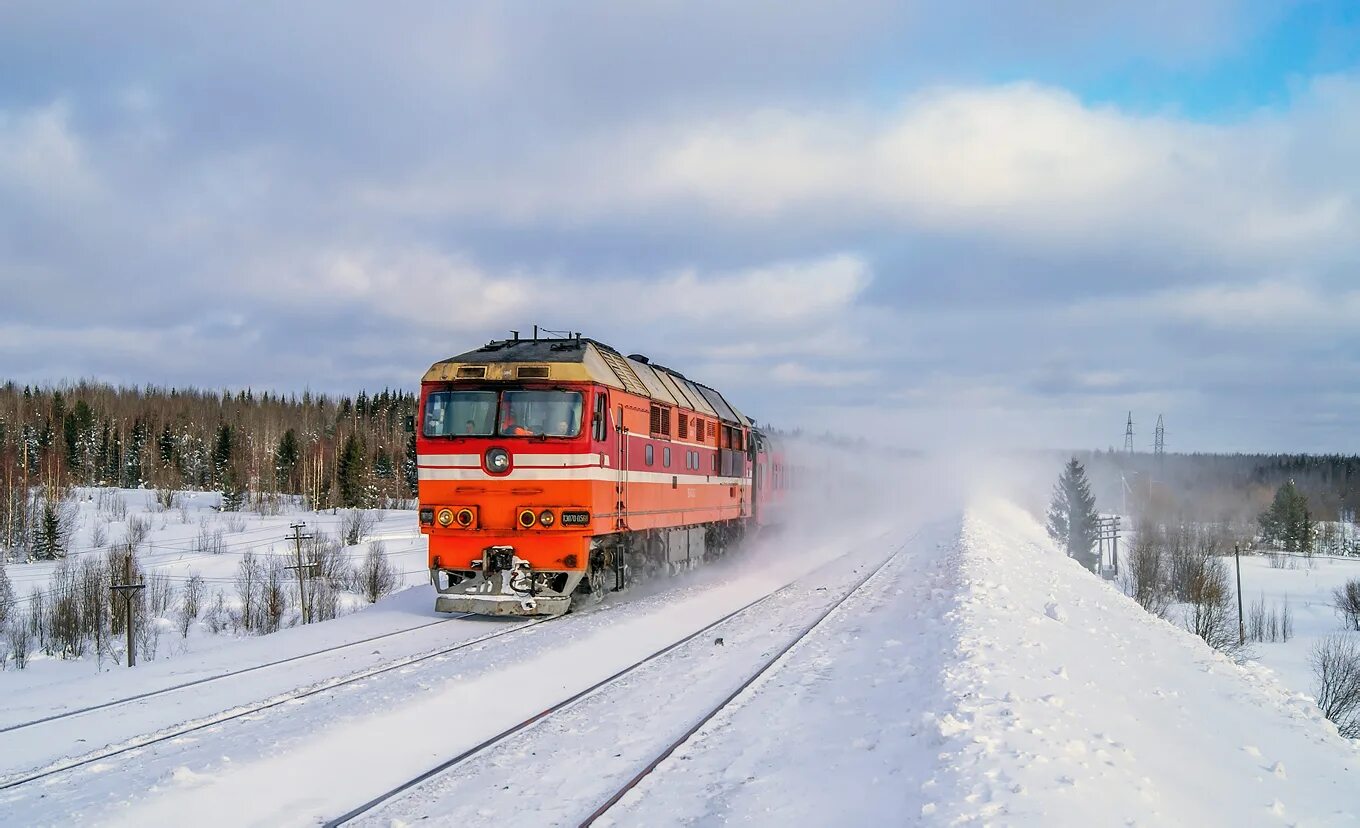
left=0, top=614, right=470, bottom=736
left=325, top=537, right=910, bottom=827
left=0, top=615, right=549, bottom=793
left=578, top=539, right=906, bottom=825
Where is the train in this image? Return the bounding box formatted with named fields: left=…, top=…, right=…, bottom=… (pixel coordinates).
left=415, top=331, right=789, bottom=616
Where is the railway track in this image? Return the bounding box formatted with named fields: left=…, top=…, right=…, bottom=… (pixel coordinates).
left=580, top=537, right=905, bottom=825
left=0, top=615, right=550, bottom=793
left=327, top=536, right=910, bottom=827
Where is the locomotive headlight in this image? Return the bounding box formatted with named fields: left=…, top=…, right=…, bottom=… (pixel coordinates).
left=518, top=509, right=537, bottom=528
left=437, top=508, right=454, bottom=527
left=538, top=510, right=556, bottom=527
left=486, top=448, right=511, bottom=473
left=455, top=508, right=475, bottom=528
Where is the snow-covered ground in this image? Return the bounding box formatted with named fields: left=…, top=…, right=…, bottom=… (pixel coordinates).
left=2, top=494, right=1357, bottom=826
left=2, top=487, right=426, bottom=685
left=1231, top=552, right=1360, bottom=701
left=928, top=501, right=1358, bottom=825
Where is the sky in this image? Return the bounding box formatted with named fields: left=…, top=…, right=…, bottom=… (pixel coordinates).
left=3, top=2, right=1360, bottom=453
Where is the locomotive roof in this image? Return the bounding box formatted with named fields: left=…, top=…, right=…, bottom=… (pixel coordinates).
left=425, top=337, right=751, bottom=427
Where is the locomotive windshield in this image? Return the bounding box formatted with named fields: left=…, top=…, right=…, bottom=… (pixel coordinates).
left=423, top=389, right=584, bottom=438
left=500, top=391, right=583, bottom=437
left=423, top=391, right=498, bottom=437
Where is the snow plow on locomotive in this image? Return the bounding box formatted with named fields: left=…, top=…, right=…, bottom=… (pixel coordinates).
left=416, top=332, right=788, bottom=617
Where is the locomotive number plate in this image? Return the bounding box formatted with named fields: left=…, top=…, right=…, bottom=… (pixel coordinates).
left=561, top=510, right=591, bottom=526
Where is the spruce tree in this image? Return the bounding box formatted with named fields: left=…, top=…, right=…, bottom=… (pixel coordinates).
left=337, top=432, right=368, bottom=508
left=213, top=424, right=245, bottom=511
left=211, top=423, right=234, bottom=488
left=1047, top=458, right=1100, bottom=573
left=275, top=429, right=300, bottom=492
left=1260, top=480, right=1316, bottom=554
left=402, top=429, right=418, bottom=496
left=0, top=561, right=13, bottom=628
left=34, top=499, right=68, bottom=560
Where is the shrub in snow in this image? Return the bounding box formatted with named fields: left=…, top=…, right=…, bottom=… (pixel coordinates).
left=154, top=487, right=179, bottom=512
left=359, top=541, right=398, bottom=604
left=124, top=514, right=151, bottom=549
left=236, top=551, right=263, bottom=634
left=97, top=488, right=128, bottom=520
left=1182, top=556, right=1246, bottom=656
left=204, top=592, right=228, bottom=634
left=146, top=572, right=176, bottom=617
left=307, top=533, right=350, bottom=591
left=1311, top=636, right=1360, bottom=739
left=342, top=509, right=377, bottom=546
left=261, top=556, right=289, bottom=634
left=136, top=612, right=163, bottom=662
left=6, top=619, right=31, bottom=669
left=308, top=578, right=340, bottom=622
left=194, top=523, right=224, bottom=555
left=0, top=562, right=12, bottom=629
left=1335, top=579, right=1360, bottom=632
left=182, top=574, right=204, bottom=620
left=1122, top=521, right=1171, bottom=618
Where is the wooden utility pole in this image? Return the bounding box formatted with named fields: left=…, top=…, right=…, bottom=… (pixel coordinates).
left=1235, top=543, right=1246, bottom=646
left=285, top=522, right=316, bottom=624
left=110, top=550, right=146, bottom=667
left=1094, top=516, right=1122, bottom=578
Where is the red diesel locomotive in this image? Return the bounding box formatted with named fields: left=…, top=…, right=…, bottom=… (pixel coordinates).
left=416, top=332, right=788, bottom=616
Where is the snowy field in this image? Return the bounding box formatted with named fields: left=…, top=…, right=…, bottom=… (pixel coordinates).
left=1, top=492, right=1357, bottom=825
left=2, top=486, right=427, bottom=688
left=1230, top=552, right=1360, bottom=701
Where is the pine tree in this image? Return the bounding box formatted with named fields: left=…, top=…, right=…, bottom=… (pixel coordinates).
left=1047, top=458, right=1100, bottom=573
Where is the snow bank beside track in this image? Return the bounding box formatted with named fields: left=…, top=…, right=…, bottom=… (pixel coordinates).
left=928, top=500, right=1359, bottom=826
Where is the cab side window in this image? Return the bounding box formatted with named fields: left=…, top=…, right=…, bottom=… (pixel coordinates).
left=592, top=392, right=608, bottom=441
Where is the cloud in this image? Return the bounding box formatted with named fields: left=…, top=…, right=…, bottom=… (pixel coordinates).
left=2, top=4, right=1360, bottom=452
left=1162, top=281, right=1360, bottom=330
left=649, top=254, right=870, bottom=325
left=0, top=102, right=97, bottom=203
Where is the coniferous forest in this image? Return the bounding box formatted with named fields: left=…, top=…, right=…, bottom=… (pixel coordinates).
left=0, top=381, right=417, bottom=559
left=1075, top=449, right=1360, bottom=552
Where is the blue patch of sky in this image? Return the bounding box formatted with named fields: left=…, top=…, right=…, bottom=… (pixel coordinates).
left=1074, top=2, right=1360, bottom=120
left=864, top=3, right=1360, bottom=123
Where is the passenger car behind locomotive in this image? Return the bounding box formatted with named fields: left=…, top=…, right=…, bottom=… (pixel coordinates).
left=417, top=333, right=788, bottom=616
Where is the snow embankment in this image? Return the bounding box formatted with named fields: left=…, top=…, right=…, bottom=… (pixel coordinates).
left=928, top=500, right=1359, bottom=826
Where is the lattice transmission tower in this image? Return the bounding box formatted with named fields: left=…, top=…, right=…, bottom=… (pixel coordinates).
left=1154, top=414, right=1165, bottom=459
left=1124, top=412, right=1134, bottom=453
